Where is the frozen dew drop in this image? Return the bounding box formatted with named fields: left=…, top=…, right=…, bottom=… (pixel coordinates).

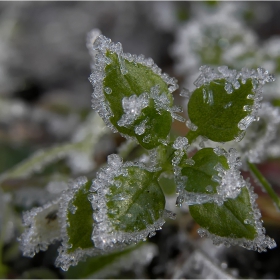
left=143, top=134, right=151, bottom=143
left=104, top=87, right=112, bottom=94
left=176, top=195, right=185, bottom=207
left=206, top=185, right=213, bottom=193
left=185, top=158, right=195, bottom=166
left=134, top=120, right=147, bottom=135
left=223, top=102, right=232, bottom=109
left=225, top=82, right=233, bottom=94
left=243, top=105, right=253, bottom=112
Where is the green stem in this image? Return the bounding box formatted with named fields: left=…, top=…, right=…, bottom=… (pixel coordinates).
left=247, top=161, right=280, bottom=211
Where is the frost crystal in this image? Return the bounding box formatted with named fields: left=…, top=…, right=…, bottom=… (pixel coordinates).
left=172, top=137, right=189, bottom=171
left=118, top=93, right=149, bottom=127
left=89, top=154, right=166, bottom=251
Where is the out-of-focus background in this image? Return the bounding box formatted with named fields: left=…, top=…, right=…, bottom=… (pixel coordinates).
left=1, top=1, right=280, bottom=279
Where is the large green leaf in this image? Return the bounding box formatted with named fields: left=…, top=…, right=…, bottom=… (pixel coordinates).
left=188, top=78, right=254, bottom=142
left=90, top=35, right=182, bottom=149
left=90, top=155, right=166, bottom=250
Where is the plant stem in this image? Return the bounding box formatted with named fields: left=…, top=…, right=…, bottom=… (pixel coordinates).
left=247, top=161, right=280, bottom=211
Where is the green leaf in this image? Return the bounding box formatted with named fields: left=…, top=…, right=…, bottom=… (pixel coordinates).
left=55, top=177, right=102, bottom=271
left=90, top=154, right=166, bottom=250
left=189, top=187, right=256, bottom=239
left=90, top=35, right=182, bottom=149
left=188, top=78, right=254, bottom=142
left=181, top=148, right=228, bottom=194
left=106, top=166, right=165, bottom=232
left=186, top=66, right=274, bottom=143
left=177, top=147, right=276, bottom=251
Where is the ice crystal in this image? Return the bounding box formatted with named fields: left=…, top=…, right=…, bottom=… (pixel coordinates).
left=186, top=120, right=198, bottom=131
left=117, top=93, right=149, bottom=128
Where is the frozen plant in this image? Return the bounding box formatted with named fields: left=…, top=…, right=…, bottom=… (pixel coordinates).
left=17, top=32, right=280, bottom=271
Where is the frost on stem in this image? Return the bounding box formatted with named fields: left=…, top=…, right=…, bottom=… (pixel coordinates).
left=89, top=154, right=168, bottom=251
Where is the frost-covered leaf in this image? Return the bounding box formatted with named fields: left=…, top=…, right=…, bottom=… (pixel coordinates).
left=89, top=154, right=167, bottom=250
left=89, top=34, right=183, bottom=149
left=66, top=242, right=157, bottom=279
left=186, top=66, right=274, bottom=143
left=55, top=177, right=103, bottom=271
left=175, top=147, right=276, bottom=251
left=19, top=199, right=62, bottom=257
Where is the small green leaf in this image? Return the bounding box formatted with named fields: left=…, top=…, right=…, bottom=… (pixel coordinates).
left=90, top=35, right=182, bottom=149
left=188, top=78, right=254, bottom=142
left=186, top=66, right=274, bottom=143
left=90, top=154, right=166, bottom=250
left=189, top=187, right=256, bottom=239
